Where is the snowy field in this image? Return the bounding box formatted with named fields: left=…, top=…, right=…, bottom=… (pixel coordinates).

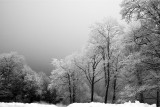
left=0, top=101, right=156, bottom=107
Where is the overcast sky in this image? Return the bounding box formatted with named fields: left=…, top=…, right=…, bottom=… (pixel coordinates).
left=0, top=0, right=123, bottom=75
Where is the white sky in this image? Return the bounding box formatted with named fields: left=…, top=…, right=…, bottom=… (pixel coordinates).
left=0, top=0, right=123, bottom=74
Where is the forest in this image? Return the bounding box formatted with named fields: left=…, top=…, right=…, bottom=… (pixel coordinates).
left=1, top=0, right=160, bottom=106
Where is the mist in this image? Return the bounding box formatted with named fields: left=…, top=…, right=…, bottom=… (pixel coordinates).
left=0, top=0, right=122, bottom=74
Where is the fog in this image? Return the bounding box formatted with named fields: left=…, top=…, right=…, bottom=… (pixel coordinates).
left=0, top=0, right=122, bottom=75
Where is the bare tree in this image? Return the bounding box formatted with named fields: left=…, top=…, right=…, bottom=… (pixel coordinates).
left=74, top=44, right=103, bottom=102
left=89, top=18, right=123, bottom=103
left=51, top=54, right=82, bottom=104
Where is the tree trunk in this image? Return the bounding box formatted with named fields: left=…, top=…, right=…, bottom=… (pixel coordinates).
left=72, top=76, right=76, bottom=103
left=104, top=62, right=110, bottom=103
left=112, top=75, right=117, bottom=104
left=91, top=77, right=94, bottom=102
left=157, top=89, right=159, bottom=107
left=102, top=50, right=107, bottom=86
left=68, top=74, right=72, bottom=103
left=104, top=36, right=110, bottom=103
left=139, top=92, right=144, bottom=103
left=136, top=70, right=144, bottom=103
left=72, top=85, right=76, bottom=103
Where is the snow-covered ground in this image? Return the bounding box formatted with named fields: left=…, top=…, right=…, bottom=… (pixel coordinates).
left=0, top=101, right=156, bottom=107
left=0, top=102, right=58, bottom=107
left=68, top=101, right=156, bottom=107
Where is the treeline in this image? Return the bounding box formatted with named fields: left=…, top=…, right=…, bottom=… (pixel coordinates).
left=0, top=52, right=62, bottom=103
left=1, top=0, right=160, bottom=106
left=50, top=0, right=160, bottom=106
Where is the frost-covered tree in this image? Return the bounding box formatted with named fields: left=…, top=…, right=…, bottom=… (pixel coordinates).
left=120, top=1, right=160, bottom=105
left=140, top=34, right=160, bottom=107
left=74, top=44, right=103, bottom=102
left=111, top=50, right=125, bottom=104
left=0, top=52, right=25, bottom=102
left=118, top=24, right=148, bottom=103
left=121, top=0, right=160, bottom=36
left=50, top=54, right=84, bottom=104
left=37, top=72, right=54, bottom=103
left=0, top=52, right=42, bottom=102
left=22, top=65, right=42, bottom=102
left=118, top=23, right=160, bottom=106
left=89, top=18, right=123, bottom=103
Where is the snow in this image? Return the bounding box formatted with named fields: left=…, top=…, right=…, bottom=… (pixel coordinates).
left=0, top=101, right=156, bottom=107
left=68, top=101, right=156, bottom=107
left=0, top=102, right=57, bottom=107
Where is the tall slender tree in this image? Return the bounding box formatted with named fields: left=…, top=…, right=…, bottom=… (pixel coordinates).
left=74, top=44, right=103, bottom=102
left=89, top=18, right=123, bottom=103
